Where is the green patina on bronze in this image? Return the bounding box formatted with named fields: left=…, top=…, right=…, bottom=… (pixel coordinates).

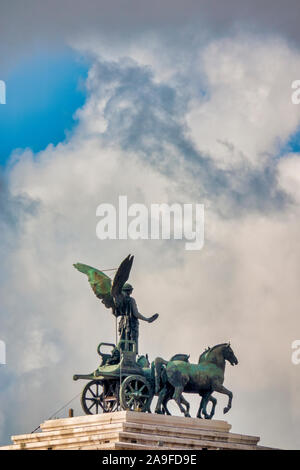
left=73, top=255, right=158, bottom=354
left=73, top=254, right=238, bottom=419
left=154, top=343, right=238, bottom=418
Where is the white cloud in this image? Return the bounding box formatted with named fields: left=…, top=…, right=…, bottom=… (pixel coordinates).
left=277, top=153, right=300, bottom=203
left=187, top=37, right=300, bottom=169
left=1, top=33, right=300, bottom=450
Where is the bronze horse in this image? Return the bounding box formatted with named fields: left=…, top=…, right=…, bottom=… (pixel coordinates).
left=154, top=353, right=217, bottom=418
left=154, top=343, right=238, bottom=418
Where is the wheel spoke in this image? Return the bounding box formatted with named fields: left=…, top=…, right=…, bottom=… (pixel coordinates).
left=120, top=376, right=152, bottom=412
left=88, top=387, right=96, bottom=398
left=88, top=401, right=96, bottom=412
left=135, top=399, right=142, bottom=410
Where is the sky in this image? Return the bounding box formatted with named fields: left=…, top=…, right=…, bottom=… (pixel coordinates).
left=0, top=0, right=300, bottom=449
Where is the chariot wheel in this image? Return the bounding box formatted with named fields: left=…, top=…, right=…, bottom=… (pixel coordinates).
left=120, top=375, right=153, bottom=412
left=81, top=380, right=119, bottom=415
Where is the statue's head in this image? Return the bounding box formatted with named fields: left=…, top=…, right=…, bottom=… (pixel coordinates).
left=122, top=283, right=133, bottom=295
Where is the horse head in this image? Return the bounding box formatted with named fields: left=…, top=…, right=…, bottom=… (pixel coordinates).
left=222, top=343, right=238, bottom=366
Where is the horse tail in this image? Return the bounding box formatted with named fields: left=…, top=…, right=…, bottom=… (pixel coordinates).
left=154, top=357, right=168, bottom=394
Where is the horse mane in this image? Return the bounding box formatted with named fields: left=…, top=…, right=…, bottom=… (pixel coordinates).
left=208, top=343, right=228, bottom=354
left=198, top=348, right=209, bottom=362
left=199, top=343, right=228, bottom=363
left=170, top=353, right=190, bottom=362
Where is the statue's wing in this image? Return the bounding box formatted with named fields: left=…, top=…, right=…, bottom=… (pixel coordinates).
left=111, top=254, right=134, bottom=306
left=73, top=263, right=114, bottom=309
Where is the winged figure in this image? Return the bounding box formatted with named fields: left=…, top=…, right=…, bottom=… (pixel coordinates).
left=73, top=254, right=158, bottom=353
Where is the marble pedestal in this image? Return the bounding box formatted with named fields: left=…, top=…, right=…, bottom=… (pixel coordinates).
left=0, top=411, right=272, bottom=450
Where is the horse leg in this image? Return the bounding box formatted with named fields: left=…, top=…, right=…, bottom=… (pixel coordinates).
left=155, top=386, right=168, bottom=414
left=173, top=386, right=190, bottom=418
left=180, top=395, right=190, bottom=417
left=197, top=396, right=204, bottom=419
left=154, top=357, right=167, bottom=394
left=160, top=387, right=171, bottom=415
left=156, top=381, right=173, bottom=415
left=207, top=395, right=217, bottom=419
left=214, top=384, right=233, bottom=414
left=163, top=388, right=187, bottom=416
left=199, top=391, right=211, bottom=419
left=163, top=384, right=175, bottom=415
left=162, top=395, right=172, bottom=415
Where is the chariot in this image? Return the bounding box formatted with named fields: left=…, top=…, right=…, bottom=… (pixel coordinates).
left=73, top=340, right=155, bottom=415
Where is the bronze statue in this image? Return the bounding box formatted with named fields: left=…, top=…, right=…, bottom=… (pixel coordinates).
left=73, top=254, right=238, bottom=419
left=73, top=255, right=158, bottom=354
left=154, top=343, right=238, bottom=418
left=154, top=353, right=218, bottom=419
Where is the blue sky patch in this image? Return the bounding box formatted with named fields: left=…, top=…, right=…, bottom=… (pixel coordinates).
left=284, top=126, right=300, bottom=154
left=0, top=48, right=89, bottom=166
